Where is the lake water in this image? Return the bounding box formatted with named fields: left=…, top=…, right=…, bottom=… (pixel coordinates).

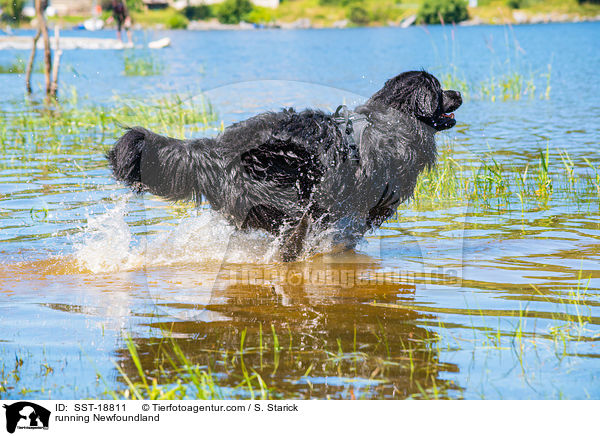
left=0, top=22, right=599, bottom=399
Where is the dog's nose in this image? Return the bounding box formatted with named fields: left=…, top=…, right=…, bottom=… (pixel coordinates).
left=443, top=90, right=462, bottom=112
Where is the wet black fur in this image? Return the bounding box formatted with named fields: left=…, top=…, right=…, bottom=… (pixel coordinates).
left=107, top=71, right=462, bottom=260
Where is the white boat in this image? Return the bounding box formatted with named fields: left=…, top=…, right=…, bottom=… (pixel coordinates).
left=83, top=17, right=104, bottom=31
left=148, top=37, right=171, bottom=49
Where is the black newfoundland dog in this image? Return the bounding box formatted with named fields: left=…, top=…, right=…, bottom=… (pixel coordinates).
left=107, top=71, right=462, bottom=261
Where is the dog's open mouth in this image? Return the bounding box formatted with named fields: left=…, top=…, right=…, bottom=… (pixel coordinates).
left=426, top=112, right=456, bottom=131
left=418, top=111, right=457, bottom=131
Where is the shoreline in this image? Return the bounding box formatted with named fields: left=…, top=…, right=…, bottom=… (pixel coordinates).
left=183, top=13, right=600, bottom=31
left=4, top=11, right=600, bottom=33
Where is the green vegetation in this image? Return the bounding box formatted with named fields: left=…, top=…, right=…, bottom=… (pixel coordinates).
left=435, top=25, right=553, bottom=102
left=347, top=5, right=371, bottom=25
left=103, top=261, right=598, bottom=399
left=130, top=8, right=190, bottom=29
left=417, top=0, right=469, bottom=24
left=103, top=318, right=451, bottom=400
left=216, top=0, right=254, bottom=24
left=440, top=65, right=551, bottom=102
left=0, top=57, right=47, bottom=75
left=166, top=12, right=189, bottom=29
left=106, top=335, right=271, bottom=400
left=130, top=8, right=185, bottom=27
left=275, top=0, right=409, bottom=26
left=245, top=6, right=276, bottom=24
left=473, top=0, right=600, bottom=22
left=0, top=91, right=218, bottom=158
left=506, top=0, right=524, bottom=9
left=412, top=140, right=600, bottom=211
left=125, top=0, right=144, bottom=11
left=122, top=51, right=165, bottom=76
left=100, top=0, right=144, bottom=12
left=276, top=0, right=600, bottom=26
left=4, top=0, right=600, bottom=28
left=183, top=4, right=214, bottom=21
left=0, top=57, right=26, bottom=74
left=0, top=0, right=25, bottom=24
left=47, top=14, right=92, bottom=26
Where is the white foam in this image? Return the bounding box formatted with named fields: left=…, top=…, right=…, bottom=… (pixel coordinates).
left=74, top=196, right=365, bottom=273
left=74, top=197, right=286, bottom=273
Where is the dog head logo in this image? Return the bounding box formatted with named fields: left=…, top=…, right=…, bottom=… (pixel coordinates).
left=2, top=402, right=50, bottom=434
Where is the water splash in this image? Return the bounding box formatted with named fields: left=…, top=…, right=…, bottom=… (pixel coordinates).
left=74, top=196, right=286, bottom=273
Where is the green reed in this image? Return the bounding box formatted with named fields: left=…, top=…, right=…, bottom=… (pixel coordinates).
left=0, top=92, right=218, bottom=165
left=123, top=51, right=165, bottom=77
left=436, top=23, right=552, bottom=101
left=106, top=336, right=243, bottom=400
left=0, top=56, right=47, bottom=75
left=0, top=57, right=26, bottom=74
left=99, top=319, right=453, bottom=400
left=441, top=66, right=549, bottom=102
left=412, top=141, right=600, bottom=211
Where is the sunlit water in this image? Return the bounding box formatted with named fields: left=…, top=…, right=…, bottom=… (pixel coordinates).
left=0, top=23, right=599, bottom=399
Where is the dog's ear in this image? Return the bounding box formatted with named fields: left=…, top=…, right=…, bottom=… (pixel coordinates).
left=413, top=87, right=439, bottom=119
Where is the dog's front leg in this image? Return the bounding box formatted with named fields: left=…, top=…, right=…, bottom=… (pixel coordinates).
left=279, top=210, right=312, bottom=262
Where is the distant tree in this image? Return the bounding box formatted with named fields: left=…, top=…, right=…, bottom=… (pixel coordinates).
left=216, top=0, right=253, bottom=24
left=506, top=0, right=524, bottom=8
left=417, top=0, right=469, bottom=24
left=183, top=5, right=214, bottom=21
left=576, top=0, right=600, bottom=4
left=347, top=5, right=370, bottom=25
left=0, top=0, right=26, bottom=23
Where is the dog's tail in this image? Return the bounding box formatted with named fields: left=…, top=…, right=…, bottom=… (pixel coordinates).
left=107, top=127, right=217, bottom=202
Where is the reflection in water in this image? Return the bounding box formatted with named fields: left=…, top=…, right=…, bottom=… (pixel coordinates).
left=114, top=254, right=459, bottom=399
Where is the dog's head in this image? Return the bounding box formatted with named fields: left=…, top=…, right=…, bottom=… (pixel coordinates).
left=369, top=70, right=462, bottom=131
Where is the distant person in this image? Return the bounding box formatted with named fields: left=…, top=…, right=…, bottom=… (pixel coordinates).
left=108, top=0, right=132, bottom=45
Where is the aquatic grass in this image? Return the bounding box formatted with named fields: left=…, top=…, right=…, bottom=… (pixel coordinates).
left=395, top=265, right=599, bottom=371
left=410, top=140, right=600, bottom=213
left=439, top=66, right=470, bottom=99
left=0, top=57, right=26, bottom=74
left=437, top=23, right=552, bottom=102
left=0, top=93, right=218, bottom=168
left=0, top=57, right=47, bottom=74
left=582, top=157, right=600, bottom=201
left=0, top=350, right=62, bottom=399
left=100, top=319, right=455, bottom=400
left=559, top=149, right=576, bottom=192
left=122, top=51, right=165, bottom=77
left=441, top=66, right=548, bottom=102
left=0, top=357, right=23, bottom=398
left=530, top=270, right=595, bottom=341
left=536, top=143, right=553, bottom=198
left=108, top=334, right=270, bottom=400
